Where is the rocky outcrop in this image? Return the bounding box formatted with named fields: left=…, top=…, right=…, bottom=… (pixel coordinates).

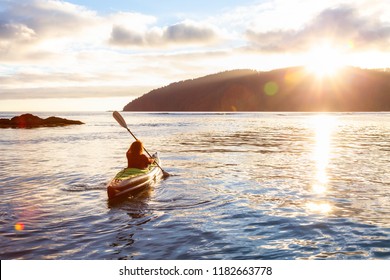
left=0, top=114, right=84, bottom=128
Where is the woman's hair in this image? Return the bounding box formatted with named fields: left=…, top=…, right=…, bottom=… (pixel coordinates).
left=129, top=140, right=143, bottom=155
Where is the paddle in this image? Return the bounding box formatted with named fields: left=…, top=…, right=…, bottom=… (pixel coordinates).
left=112, top=111, right=170, bottom=177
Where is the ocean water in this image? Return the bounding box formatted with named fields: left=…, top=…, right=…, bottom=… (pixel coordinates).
left=0, top=112, right=389, bottom=260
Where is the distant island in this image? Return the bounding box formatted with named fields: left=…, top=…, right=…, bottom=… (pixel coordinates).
left=123, top=66, right=390, bottom=111
left=0, top=114, right=84, bottom=128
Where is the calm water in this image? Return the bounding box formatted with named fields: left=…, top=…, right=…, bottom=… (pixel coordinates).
left=0, top=112, right=389, bottom=260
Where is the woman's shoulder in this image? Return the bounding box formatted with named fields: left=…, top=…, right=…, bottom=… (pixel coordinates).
left=140, top=154, right=149, bottom=160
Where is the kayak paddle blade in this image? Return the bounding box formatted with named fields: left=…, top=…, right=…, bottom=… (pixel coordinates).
left=113, top=111, right=128, bottom=129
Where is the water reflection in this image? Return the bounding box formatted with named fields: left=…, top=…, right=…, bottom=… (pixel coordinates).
left=307, top=115, right=337, bottom=214
left=306, top=202, right=332, bottom=214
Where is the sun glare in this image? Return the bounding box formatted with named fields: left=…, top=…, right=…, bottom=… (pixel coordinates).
left=305, top=115, right=337, bottom=216
left=305, top=43, right=345, bottom=78
left=311, top=114, right=336, bottom=193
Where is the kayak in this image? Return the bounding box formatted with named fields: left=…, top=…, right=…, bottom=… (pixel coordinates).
left=107, top=153, right=163, bottom=202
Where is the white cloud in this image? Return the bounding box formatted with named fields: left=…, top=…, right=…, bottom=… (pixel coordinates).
left=1, top=0, right=98, bottom=36
left=245, top=4, right=390, bottom=52
left=0, top=0, right=102, bottom=62
left=109, top=20, right=221, bottom=47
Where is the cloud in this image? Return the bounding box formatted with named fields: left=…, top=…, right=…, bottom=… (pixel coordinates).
left=0, top=0, right=221, bottom=61
left=246, top=5, right=390, bottom=52
left=109, top=25, right=145, bottom=46
left=0, top=0, right=98, bottom=37
left=0, top=23, right=36, bottom=41
left=0, top=86, right=149, bottom=100
left=164, top=22, right=217, bottom=43
left=109, top=21, right=220, bottom=47
left=0, top=0, right=101, bottom=61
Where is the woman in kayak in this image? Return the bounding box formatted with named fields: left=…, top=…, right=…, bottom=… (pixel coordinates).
left=127, top=140, right=155, bottom=169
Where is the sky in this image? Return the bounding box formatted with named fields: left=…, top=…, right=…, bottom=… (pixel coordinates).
left=0, top=0, right=389, bottom=111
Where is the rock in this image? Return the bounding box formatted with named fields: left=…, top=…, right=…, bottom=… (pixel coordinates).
left=0, top=114, right=84, bottom=128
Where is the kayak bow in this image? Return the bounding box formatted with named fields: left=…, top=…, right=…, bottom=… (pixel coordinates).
left=107, top=153, right=162, bottom=202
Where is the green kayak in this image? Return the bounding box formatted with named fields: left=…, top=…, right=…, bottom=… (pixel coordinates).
left=106, top=153, right=162, bottom=202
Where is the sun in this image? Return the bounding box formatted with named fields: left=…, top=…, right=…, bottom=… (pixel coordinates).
left=304, top=43, right=345, bottom=78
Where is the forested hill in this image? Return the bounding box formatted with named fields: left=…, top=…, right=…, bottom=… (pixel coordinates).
left=123, top=67, right=390, bottom=111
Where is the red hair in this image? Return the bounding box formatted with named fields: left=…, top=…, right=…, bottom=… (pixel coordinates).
left=129, top=140, right=143, bottom=155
